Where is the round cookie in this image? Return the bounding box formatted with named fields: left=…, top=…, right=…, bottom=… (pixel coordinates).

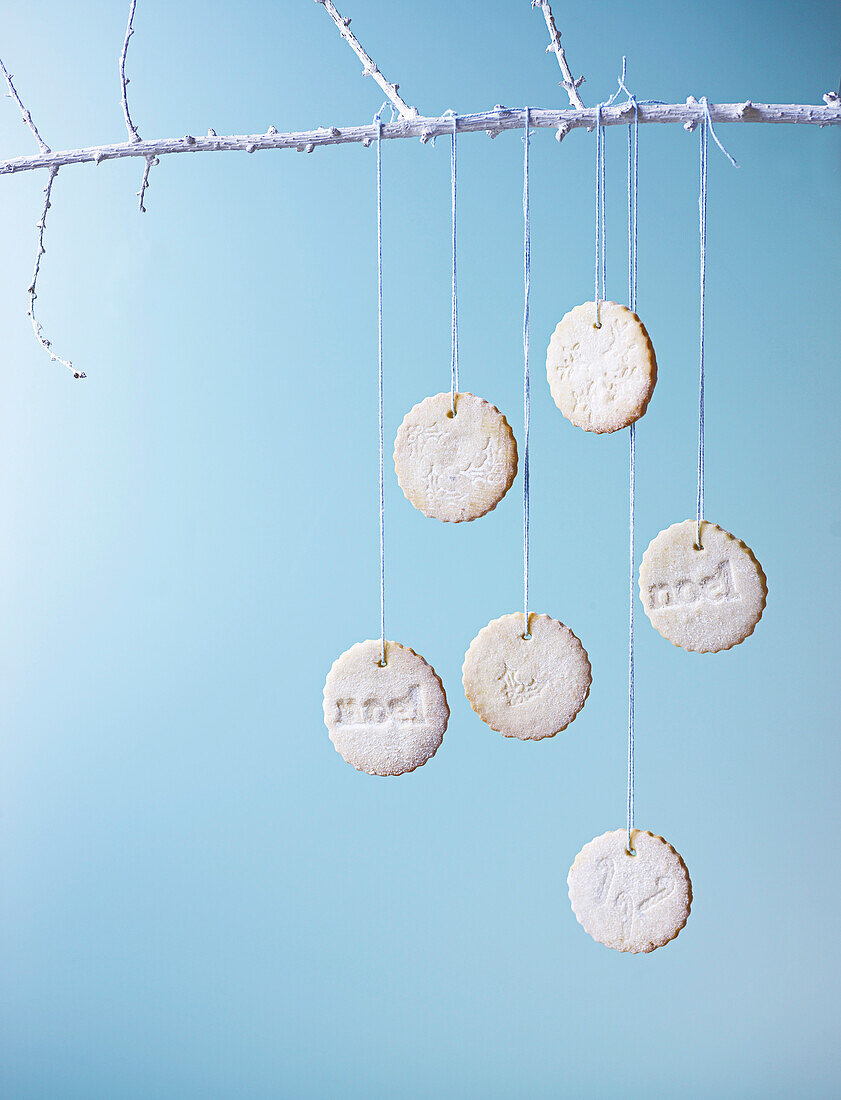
left=394, top=392, right=518, bottom=522
left=568, top=829, right=692, bottom=953
left=462, top=612, right=591, bottom=740
left=546, top=300, right=657, bottom=433
left=323, top=640, right=449, bottom=776
left=639, top=519, right=767, bottom=653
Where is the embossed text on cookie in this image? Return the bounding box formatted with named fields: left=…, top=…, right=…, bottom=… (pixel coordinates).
left=646, top=558, right=740, bottom=610
left=334, top=684, right=425, bottom=726
left=593, top=856, right=677, bottom=936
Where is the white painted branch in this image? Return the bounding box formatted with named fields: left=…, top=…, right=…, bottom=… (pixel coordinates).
left=313, top=0, right=418, bottom=118
left=137, top=154, right=157, bottom=212
left=118, top=0, right=155, bottom=211
left=27, top=169, right=83, bottom=378
left=4, top=98, right=838, bottom=382
left=531, top=0, right=585, bottom=110
left=1, top=100, right=838, bottom=176
left=0, top=55, right=51, bottom=153
left=119, top=0, right=142, bottom=142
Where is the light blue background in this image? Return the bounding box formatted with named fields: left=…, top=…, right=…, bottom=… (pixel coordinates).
left=1, top=2, right=839, bottom=1097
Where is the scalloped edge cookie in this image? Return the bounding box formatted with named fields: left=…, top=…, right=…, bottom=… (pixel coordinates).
left=546, top=301, right=657, bottom=433
left=393, top=392, right=518, bottom=522
left=639, top=519, right=767, bottom=652
left=462, top=611, right=591, bottom=740
left=323, top=639, right=449, bottom=776
left=568, top=829, right=692, bottom=953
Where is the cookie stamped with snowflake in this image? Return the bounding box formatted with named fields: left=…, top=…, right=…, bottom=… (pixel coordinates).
left=462, top=612, right=591, bottom=740
left=546, top=301, right=657, bottom=433
left=394, top=392, right=518, bottom=522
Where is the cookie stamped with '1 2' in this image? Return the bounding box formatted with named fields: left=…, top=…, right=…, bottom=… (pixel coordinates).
left=568, top=829, right=692, bottom=953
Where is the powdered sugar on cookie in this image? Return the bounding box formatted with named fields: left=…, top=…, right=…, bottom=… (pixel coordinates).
left=639, top=519, right=766, bottom=652
left=546, top=301, right=657, bottom=433
left=568, top=829, right=692, bottom=953
left=394, top=392, right=518, bottom=522
left=462, top=612, right=591, bottom=740
left=323, top=640, right=449, bottom=776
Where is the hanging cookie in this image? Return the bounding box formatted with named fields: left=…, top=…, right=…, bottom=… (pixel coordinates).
left=462, top=612, right=591, bottom=740
left=568, top=829, right=692, bottom=953
left=394, top=391, right=518, bottom=522
left=546, top=301, right=657, bottom=433
left=639, top=519, right=766, bottom=652
left=323, top=640, right=449, bottom=776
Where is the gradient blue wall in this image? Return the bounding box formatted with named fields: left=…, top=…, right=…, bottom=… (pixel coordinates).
left=1, top=2, right=839, bottom=1097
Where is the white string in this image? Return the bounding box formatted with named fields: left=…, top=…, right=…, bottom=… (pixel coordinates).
left=522, top=108, right=531, bottom=637
left=695, top=98, right=737, bottom=549
left=376, top=105, right=386, bottom=664
left=627, top=107, right=638, bottom=312
left=598, top=114, right=602, bottom=310
left=593, top=105, right=606, bottom=325
left=700, top=97, right=739, bottom=168
left=450, top=112, right=459, bottom=414
left=593, top=105, right=601, bottom=322
left=697, top=112, right=707, bottom=550
left=626, top=91, right=639, bottom=853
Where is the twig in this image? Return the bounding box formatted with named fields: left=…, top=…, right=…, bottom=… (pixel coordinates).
left=27, top=169, right=83, bottom=379
left=119, top=0, right=142, bottom=142
left=0, top=54, right=51, bottom=152
left=313, top=0, right=418, bottom=118
left=119, top=0, right=155, bottom=211
left=137, top=154, right=158, bottom=212
left=1, top=100, right=838, bottom=177
left=531, top=0, right=585, bottom=110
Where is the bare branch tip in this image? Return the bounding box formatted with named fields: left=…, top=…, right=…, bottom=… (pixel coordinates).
left=314, top=0, right=418, bottom=119
left=119, top=0, right=142, bottom=144
left=1, top=52, right=51, bottom=152
left=532, top=0, right=585, bottom=109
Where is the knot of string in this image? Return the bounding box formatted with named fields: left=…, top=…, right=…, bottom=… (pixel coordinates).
left=375, top=103, right=386, bottom=664
left=522, top=108, right=531, bottom=637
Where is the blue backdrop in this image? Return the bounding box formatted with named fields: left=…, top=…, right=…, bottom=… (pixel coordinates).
left=1, top=2, right=839, bottom=1097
